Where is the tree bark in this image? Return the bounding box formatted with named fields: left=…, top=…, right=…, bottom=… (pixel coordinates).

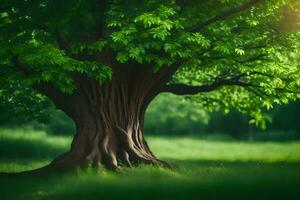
left=44, top=65, right=173, bottom=171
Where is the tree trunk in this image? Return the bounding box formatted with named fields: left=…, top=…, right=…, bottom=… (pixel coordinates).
left=45, top=66, right=173, bottom=171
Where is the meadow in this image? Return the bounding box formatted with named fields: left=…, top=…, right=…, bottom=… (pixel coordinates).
left=0, top=128, right=300, bottom=200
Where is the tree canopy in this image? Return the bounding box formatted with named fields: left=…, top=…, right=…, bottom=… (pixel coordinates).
left=2, top=0, right=300, bottom=172
left=1, top=0, right=300, bottom=126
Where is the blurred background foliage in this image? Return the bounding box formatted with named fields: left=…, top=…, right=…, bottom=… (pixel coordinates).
left=1, top=93, right=300, bottom=141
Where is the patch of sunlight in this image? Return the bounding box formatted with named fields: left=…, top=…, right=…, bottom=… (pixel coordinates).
left=147, top=136, right=300, bottom=163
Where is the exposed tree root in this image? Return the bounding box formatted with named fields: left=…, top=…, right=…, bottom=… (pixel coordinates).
left=0, top=156, right=172, bottom=177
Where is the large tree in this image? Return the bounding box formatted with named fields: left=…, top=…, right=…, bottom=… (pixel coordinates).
left=1, top=0, right=300, bottom=171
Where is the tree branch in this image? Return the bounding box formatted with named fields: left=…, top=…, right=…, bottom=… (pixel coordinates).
left=192, top=0, right=261, bottom=32
left=33, top=23, right=73, bottom=54
left=55, top=30, right=72, bottom=53
left=53, top=29, right=110, bottom=63
left=12, top=55, right=38, bottom=75
left=162, top=69, right=269, bottom=95
left=11, top=56, right=76, bottom=117
left=163, top=79, right=256, bottom=95
left=33, top=21, right=111, bottom=63
left=232, top=54, right=267, bottom=64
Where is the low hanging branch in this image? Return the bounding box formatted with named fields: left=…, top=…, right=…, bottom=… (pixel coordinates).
left=191, top=0, right=261, bottom=32
left=162, top=71, right=266, bottom=95
left=163, top=80, right=254, bottom=95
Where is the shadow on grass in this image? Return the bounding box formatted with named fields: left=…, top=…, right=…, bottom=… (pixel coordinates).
left=0, top=160, right=300, bottom=200
left=1, top=160, right=299, bottom=200
left=0, top=137, right=66, bottom=161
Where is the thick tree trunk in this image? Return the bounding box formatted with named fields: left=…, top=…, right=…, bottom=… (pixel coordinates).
left=49, top=101, right=167, bottom=170
left=45, top=66, right=173, bottom=171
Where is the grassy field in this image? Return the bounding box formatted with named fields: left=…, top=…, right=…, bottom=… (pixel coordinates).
left=0, top=128, right=300, bottom=200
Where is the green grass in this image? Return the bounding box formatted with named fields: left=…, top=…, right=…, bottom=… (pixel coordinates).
left=1, top=128, right=300, bottom=200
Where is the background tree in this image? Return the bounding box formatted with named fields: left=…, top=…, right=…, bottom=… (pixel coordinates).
left=1, top=0, right=300, bottom=172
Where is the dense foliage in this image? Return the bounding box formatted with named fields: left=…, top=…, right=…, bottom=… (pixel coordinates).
left=1, top=0, right=300, bottom=126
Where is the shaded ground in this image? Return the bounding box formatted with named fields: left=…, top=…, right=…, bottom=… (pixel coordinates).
left=0, top=128, right=300, bottom=200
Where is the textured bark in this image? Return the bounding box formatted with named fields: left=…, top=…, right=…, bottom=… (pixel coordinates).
left=44, top=65, right=174, bottom=171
